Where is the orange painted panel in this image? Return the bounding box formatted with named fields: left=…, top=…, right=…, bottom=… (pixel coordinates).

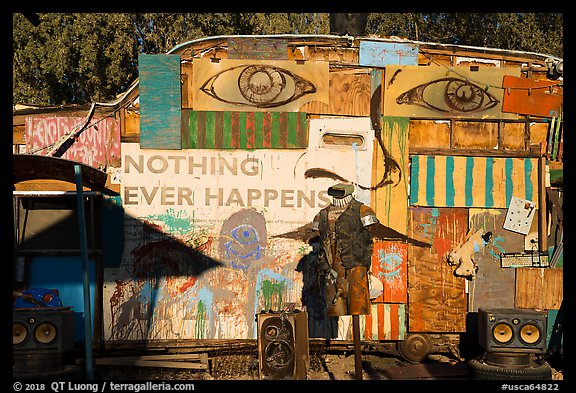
left=502, top=75, right=562, bottom=118
left=371, top=241, right=407, bottom=303
left=407, top=207, right=468, bottom=332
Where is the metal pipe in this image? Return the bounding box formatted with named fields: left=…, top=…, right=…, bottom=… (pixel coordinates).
left=74, top=165, right=94, bottom=380
left=538, top=156, right=547, bottom=252
left=352, top=314, right=363, bottom=380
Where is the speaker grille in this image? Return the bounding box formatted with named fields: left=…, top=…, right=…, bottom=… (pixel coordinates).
left=519, top=323, right=541, bottom=345
left=492, top=323, right=513, bottom=344
left=13, top=323, right=28, bottom=345
left=35, top=322, right=57, bottom=344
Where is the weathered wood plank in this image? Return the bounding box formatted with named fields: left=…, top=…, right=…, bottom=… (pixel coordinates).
left=372, top=117, right=410, bottom=235
left=361, top=303, right=406, bottom=341
left=94, top=357, right=208, bottom=370
left=138, top=54, right=182, bottom=150
left=408, top=120, right=451, bottom=149
left=384, top=66, right=520, bottom=119
left=182, top=110, right=308, bottom=149
left=228, top=37, right=288, bottom=60
left=300, top=71, right=370, bottom=116
left=515, top=267, right=563, bottom=310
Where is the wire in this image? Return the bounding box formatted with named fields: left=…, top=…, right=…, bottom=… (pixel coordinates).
left=419, top=50, right=563, bottom=91
left=27, top=97, right=136, bottom=155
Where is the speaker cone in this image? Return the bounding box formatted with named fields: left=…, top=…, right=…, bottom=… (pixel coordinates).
left=265, top=325, right=279, bottom=341
left=13, top=323, right=28, bottom=345
left=264, top=340, right=294, bottom=370
left=492, top=322, right=513, bottom=343
left=519, top=324, right=541, bottom=345
left=35, top=322, right=57, bottom=344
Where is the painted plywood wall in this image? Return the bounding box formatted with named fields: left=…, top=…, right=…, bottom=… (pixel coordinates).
left=104, top=117, right=374, bottom=341
left=372, top=117, right=410, bottom=235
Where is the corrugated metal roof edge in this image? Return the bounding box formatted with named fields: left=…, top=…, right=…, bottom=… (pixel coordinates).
left=167, top=34, right=563, bottom=63
left=14, top=34, right=562, bottom=115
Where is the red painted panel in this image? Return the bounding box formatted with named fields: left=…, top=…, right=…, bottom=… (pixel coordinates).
left=363, top=303, right=406, bottom=341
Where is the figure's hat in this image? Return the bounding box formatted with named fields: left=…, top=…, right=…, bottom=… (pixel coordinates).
left=327, top=183, right=354, bottom=198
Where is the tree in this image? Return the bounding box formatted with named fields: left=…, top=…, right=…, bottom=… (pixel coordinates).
left=13, top=13, right=139, bottom=105
left=13, top=13, right=562, bottom=106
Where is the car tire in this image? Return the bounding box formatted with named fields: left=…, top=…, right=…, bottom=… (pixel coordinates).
left=468, top=358, right=552, bottom=380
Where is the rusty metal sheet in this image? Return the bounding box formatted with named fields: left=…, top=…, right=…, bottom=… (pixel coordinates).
left=467, top=209, right=520, bottom=311
left=228, top=37, right=288, bottom=60
left=407, top=207, right=468, bottom=332
left=13, top=154, right=108, bottom=191
left=502, top=75, right=562, bottom=118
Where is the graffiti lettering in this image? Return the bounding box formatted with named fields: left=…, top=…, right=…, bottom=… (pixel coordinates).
left=489, top=235, right=506, bottom=259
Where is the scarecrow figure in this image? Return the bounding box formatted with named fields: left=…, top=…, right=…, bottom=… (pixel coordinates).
left=311, top=183, right=379, bottom=316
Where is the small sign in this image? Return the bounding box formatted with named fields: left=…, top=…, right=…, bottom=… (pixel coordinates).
left=359, top=41, right=418, bottom=67
left=503, top=196, right=536, bottom=235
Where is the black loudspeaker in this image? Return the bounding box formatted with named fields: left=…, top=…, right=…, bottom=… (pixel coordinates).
left=13, top=308, right=75, bottom=374
left=257, top=311, right=309, bottom=380
left=478, top=308, right=547, bottom=354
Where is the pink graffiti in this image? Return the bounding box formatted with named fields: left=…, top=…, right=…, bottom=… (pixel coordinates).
left=25, top=115, right=121, bottom=168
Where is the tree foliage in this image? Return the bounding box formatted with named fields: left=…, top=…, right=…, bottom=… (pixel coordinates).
left=13, top=13, right=562, bottom=106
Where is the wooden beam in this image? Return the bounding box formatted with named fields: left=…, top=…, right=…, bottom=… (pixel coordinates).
left=91, top=353, right=209, bottom=370
left=538, top=156, right=547, bottom=252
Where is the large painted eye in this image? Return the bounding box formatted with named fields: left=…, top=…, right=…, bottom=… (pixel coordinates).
left=396, top=77, right=499, bottom=113
left=200, top=64, right=317, bottom=108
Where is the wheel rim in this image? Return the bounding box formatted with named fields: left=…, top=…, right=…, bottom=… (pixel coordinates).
left=397, top=334, right=432, bottom=362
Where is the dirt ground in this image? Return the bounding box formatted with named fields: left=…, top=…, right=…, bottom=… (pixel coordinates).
left=92, top=350, right=564, bottom=381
